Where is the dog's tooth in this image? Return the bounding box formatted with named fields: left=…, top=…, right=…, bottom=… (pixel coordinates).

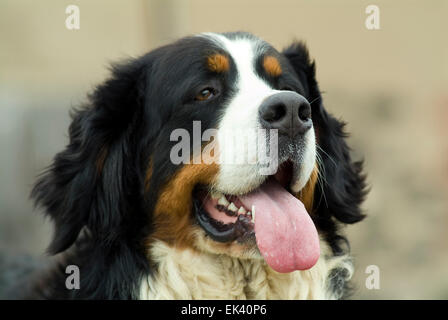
left=228, top=202, right=238, bottom=212
left=238, top=206, right=247, bottom=215
left=210, top=190, right=222, bottom=200
left=218, top=196, right=229, bottom=206
left=251, top=205, right=256, bottom=223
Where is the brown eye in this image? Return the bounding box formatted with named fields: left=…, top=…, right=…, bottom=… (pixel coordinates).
left=195, top=88, right=215, bottom=101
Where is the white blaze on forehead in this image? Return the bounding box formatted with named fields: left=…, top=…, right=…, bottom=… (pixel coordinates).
left=205, top=33, right=275, bottom=129
left=205, top=33, right=279, bottom=194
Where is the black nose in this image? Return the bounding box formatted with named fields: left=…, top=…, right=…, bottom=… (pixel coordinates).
left=258, top=92, right=312, bottom=137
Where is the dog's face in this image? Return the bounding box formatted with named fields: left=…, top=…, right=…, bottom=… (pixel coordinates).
left=140, top=33, right=320, bottom=272
left=32, top=32, right=366, bottom=293
left=140, top=34, right=319, bottom=271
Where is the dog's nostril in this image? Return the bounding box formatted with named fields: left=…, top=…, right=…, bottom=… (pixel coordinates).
left=298, top=102, right=311, bottom=122
left=262, top=103, right=286, bottom=122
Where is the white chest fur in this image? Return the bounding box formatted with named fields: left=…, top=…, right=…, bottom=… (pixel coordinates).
left=139, top=241, right=353, bottom=300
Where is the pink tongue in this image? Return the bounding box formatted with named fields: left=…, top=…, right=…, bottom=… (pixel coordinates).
left=239, top=179, right=320, bottom=273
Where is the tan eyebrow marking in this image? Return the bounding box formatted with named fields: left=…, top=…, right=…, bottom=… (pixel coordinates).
left=263, top=55, right=282, bottom=77
left=207, top=53, right=230, bottom=73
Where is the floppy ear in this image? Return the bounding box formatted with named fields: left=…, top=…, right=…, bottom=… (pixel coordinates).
left=282, top=42, right=367, bottom=227
left=31, top=58, right=149, bottom=254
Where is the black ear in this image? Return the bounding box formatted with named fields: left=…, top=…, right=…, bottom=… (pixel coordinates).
left=31, top=58, right=148, bottom=254
left=283, top=42, right=367, bottom=226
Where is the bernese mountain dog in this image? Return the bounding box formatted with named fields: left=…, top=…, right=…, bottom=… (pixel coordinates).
left=24, top=32, right=367, bottom=299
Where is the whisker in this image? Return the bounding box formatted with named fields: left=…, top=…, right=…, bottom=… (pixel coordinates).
left=308, top=96, right=321, bottom=105
left=316, top=144, right=337, bottom=168
left=315, top=149, right=329, bottom=208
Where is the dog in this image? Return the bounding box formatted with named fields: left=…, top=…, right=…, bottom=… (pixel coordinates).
left=20, top=32, right=366, bottom=299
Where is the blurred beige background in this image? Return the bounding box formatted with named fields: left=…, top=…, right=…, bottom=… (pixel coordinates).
left=0, top=0, right=447, bottom=299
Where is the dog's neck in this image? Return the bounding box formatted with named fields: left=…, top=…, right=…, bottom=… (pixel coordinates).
left=139, top=240, right=353, bottom=300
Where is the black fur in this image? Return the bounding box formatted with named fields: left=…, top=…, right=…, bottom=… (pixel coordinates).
left=283, top=42, right=367, bottom=253
left=15, top=34, right=366, bottom=299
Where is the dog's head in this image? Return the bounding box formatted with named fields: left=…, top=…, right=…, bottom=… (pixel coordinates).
left=32, top=32, right=366, bottom=290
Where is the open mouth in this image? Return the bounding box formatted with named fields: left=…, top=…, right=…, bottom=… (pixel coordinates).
left=194, top=160, right=321, bottom=273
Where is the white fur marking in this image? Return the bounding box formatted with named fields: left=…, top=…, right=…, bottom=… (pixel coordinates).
left=140, top=240, right=353, bottom=300
left=207, top=34, right=280, bottom=194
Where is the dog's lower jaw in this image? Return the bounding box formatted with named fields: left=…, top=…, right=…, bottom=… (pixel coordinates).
left=139, top=240, right=353, bottom=300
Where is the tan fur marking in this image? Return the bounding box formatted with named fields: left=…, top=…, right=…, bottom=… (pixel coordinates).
left=150, top=163, right=219, bottom=248
left=95, top=147, right=108, bottom=174
left=144, top=161, right=153, bottom=192
left=263, top=56, right=282, bottom=77
left=297, top=164, right=319, bottom=213
left=207, top=53, right=229, bottom=73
